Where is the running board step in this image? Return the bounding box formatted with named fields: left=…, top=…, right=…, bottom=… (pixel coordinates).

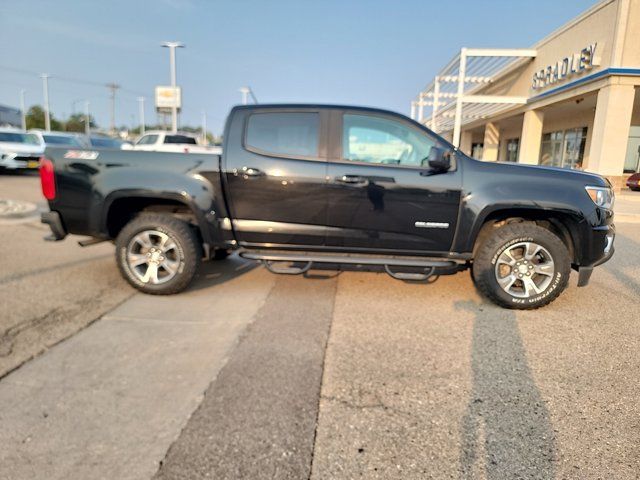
left=239, top=250, right=460, bottom=269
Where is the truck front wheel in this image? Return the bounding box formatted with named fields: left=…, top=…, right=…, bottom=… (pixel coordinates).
left=115, top=213, right=201, bottom=295
left=472, top=222, right=571, bottom=309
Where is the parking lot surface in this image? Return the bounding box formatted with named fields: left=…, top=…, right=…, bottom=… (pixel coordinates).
left=1, top=173, right=640, bottom=479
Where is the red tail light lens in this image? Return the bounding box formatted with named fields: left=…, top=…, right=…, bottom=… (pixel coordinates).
left=39, top=156, right=56, bottom=200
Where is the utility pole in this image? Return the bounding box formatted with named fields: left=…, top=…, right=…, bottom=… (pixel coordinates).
left=137, top=97, right=145, bottom=135
left=239, top=86, right=258, bottom=105
left=161, top=41, right=184, bottom=133
left=106, top=82, right=120, bottom=135
left=84, top=101, right=90, bottom=136
left=19, top=89, right=26, bottom=130
left=201, top=110, right=207, bottom=145
left=40, top=74, right=51, bottom=131
left=239, top=87, right=249, bottom=105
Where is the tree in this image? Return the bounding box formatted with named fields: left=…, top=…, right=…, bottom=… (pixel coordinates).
left=25, top=105, right=62, bottom=131
left=64, top=113, right=96, bottom=133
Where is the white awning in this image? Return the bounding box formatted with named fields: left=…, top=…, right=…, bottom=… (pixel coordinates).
left=411, top=48, right=537, bottom=146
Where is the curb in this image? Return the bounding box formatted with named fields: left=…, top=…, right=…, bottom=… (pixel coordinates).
left=0, top=199, right=38, bottom=220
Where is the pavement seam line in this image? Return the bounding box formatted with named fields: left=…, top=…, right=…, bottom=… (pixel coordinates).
left=102, top=315, right=212, bottom=325
left=152, top=269, right=277, bottom=478
left=0, top=290, right=136, bottom=382
left=307, top=273, right=340, bottom=480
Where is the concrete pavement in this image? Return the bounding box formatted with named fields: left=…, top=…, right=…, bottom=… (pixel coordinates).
left=0, top=257, right=274, bottom=480
left=2, top=173, right=640, bottom=479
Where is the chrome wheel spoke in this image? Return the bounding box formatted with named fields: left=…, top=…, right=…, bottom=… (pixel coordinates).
left=497, top=274, right=517, bottom=291
left=522, top=277, right=542, bottom=296
left=128, top=253, right=148, bottom=268
left=161, top=258, right=179, bottom=275
left=135, top=231, right=153, bottom=249
left=534, top=263, right=554, bottom=277
left=141, top=262, right=159, bottom=284
left=499, top=249, right=517, bottom=266
left=524, top=242, right=542, bottom=261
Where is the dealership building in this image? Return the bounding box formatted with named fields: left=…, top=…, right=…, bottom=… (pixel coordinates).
left=411, top=0, right=640, bottom=189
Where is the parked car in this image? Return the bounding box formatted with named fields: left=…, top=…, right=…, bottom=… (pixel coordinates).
left=87, top=135, right=125, bottom=149
left=626, top=173, right=640, bottom=191
left=0, top=128, right=44, bottom=170
left=40, top=104, right=615, bottom=309
left=124, top=130, right=221, bottom=154
left=29, top=130, right=87, bottom=148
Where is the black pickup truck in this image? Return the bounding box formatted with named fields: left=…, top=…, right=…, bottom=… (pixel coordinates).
left=40, top=104, right=615, bottom=309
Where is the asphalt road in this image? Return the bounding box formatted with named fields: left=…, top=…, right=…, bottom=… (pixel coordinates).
left=1, top=172, right=639, bottom=479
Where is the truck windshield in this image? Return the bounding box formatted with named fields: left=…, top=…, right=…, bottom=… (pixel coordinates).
left=0, top=132, right=41, bottom=145
left=164, top=135, right=197, bottom=145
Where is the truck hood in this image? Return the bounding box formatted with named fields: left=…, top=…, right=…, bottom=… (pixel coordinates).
left=471, top=158, right=610, bottom=188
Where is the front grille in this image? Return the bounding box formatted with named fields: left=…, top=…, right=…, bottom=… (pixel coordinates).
left=13, top=155, right=40, bottom=161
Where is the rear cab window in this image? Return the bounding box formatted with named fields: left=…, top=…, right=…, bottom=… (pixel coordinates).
left=164, top=135, right=197, bottom=144
left=245, top=112, right=320, bottom=158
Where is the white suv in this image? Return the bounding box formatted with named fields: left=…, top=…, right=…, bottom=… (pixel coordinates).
left=0, top=128, right=44, bottom=170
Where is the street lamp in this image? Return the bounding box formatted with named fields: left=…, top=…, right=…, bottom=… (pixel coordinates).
left=161, top=41, right=184, bottom=133
left=40, top=74, right=51, bottom=131
left=137, top=97, right=146, bottom=135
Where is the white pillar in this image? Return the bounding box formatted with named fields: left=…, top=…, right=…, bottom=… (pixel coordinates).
left=459, top=131, right=473, bottom=156
left=587, top=83, right=635, bottom=188
left=518, top=110, right=544, bottom=165
left=417, top=93, right=424, bottom=123
left=453, top=48, right=467, bottom=147
left=482, top=122, right=500, bottom=161
left=431, top=77, right=440, bottom=133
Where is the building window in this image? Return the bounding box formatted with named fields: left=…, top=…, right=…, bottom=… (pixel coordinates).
left=471, top=143, right=484, bottom=159
left=623, top=126, right=640, bottom=173
left=506, top=138, right=519, bottom=162
left=539, top=127, right=587, bottom=169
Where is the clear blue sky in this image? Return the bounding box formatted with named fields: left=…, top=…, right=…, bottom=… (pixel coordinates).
left=0, top=0, right=596, bottom=135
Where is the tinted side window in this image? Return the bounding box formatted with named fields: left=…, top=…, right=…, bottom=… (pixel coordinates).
left=164, top=135, right=197, bottom=144
left=246, top=112, right=319, bottom=158
left=343, top=114, right=436, bottom=167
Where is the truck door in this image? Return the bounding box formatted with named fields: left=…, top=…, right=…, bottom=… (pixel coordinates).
left=222, top=108, right=328, bottom=246
left=325, top=110, right=462, bottom=253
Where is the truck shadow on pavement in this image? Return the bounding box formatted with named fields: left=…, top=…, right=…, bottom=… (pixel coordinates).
left=455, top=301, right=556, bottom=478
left=185, top=254, right=258, bottom=292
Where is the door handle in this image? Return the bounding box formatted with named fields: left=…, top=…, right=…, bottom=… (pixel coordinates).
left=235, top=166, right=265, bottom=178
left=335, top=175, right=366, bottom=184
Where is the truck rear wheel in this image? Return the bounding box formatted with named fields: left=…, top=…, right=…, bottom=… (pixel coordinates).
left=472, top=222, right=571, bottom=309
left=115, top=213, right=201, bottom=295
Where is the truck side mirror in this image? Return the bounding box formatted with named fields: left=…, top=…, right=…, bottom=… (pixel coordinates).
left=426, top=146, right=452, bottom=172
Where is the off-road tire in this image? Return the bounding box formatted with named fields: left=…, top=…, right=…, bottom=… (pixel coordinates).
left=115, top=213, right=201, bottom=295
left=472, top=222, right=571, bottom=309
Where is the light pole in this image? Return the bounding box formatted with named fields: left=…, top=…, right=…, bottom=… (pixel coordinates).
left=161, top=41, right=184, bottom=133
left=201, top=110, right=207, bottom=145
left=137, top=97, right=145, bottom=135
left=19, top=89, right=26, bottom=130
left=239, top=86, right=258, bottom=105
left=40, top=74, right=51, bottom=131
left=84, top=101, right=91, bottom=136
left=106, top=83, right=120, bottom=135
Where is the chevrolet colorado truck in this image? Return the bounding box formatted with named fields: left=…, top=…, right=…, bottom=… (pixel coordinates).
left=40, top=104, right=615, bottom=309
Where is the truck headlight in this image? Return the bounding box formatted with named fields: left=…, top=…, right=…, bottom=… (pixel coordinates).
left=585, top=186, right=614, bottom=210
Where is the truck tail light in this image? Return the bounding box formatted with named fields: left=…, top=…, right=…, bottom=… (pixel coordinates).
left=39, top=156, right=56, bottom=200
